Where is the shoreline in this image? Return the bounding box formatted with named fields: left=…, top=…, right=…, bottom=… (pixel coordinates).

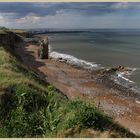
left=49, top=52, right=140, bottom=100
left=44, top=33, right=140, bottom=97
left=15, top=40, right=140, bottom=135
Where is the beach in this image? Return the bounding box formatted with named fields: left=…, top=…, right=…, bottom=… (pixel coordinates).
left=43, top=29, right=140, bottom=88
left=15, top=41, right=140, bottom=135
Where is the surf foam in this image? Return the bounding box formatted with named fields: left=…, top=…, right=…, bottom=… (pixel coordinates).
left=49, top=44, right=140, bottom=93
left=49, top=45, right=101, bottom=71
left=110, top=68, right=140, bottom=92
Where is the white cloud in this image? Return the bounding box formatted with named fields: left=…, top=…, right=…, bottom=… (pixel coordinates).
left=10, top=11, right=86, bottom=29
left=0, top=16, right=3, bottom=20
left=111, top=2, right=129, bottom=9
left=56, top=9, right=65, bottom=14
left=16, top=14, right=41, bottom=24
left=0, top=7, right=140, bottom=29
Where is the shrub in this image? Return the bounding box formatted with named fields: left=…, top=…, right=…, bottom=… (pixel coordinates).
left=68, top=100, right=113, bottom=131
left=0, top=85, right=48, bottom=137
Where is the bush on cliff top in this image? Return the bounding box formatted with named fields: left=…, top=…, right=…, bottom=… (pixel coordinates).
left=0, top=85, right=48, bottom=137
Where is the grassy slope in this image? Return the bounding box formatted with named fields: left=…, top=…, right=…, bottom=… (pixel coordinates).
left=0, top=46, right=138, bottom=138
left=9, top=29, right=30, bottom=37
left=0, top=29, right=30, bottom=37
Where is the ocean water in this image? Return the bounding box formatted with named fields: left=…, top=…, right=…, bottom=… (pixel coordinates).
left=41, top=29, right=140, bottom=88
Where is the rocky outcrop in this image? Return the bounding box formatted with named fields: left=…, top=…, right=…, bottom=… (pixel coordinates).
left=0, top=30, right=23, bottom=50
left=24, top=37, right=40, bottom=45
left=108, top=66, right=128, bottom=73
left=97, top=66, right=130, bottom=75
left=38, top=37, right=49, bottom=59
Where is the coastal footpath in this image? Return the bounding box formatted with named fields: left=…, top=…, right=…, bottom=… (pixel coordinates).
left=0, top=28, right=139, bottom=137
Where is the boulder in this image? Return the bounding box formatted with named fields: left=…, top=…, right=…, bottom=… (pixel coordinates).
left=97, top=66, right=128, bottom=76
left=109, top=66, right=126, bottom=72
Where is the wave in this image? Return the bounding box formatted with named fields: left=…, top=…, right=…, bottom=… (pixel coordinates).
left=111, top=68, right=140, bottom=93
left=49, top=45, right=140, bottom=93
left=49, top=45, right=101, bottom=71
left=117, top=72, right=135, bottom=84
left=117, top=67, right=137, bottom=83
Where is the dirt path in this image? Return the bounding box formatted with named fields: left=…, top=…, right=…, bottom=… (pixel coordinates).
left=15, top=43, right=140, bottom=135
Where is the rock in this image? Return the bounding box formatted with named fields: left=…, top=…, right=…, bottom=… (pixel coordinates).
left=0, top=30, right=23, bottom=50
left=106, top=66, right=127, bottom=74
left=58, top=57, right=62, bottom=60
left=96, top=66, right=129, bottom=76
left=38, top=37, right=49, bottom=59
left=24, top=38, right=40, bottom=45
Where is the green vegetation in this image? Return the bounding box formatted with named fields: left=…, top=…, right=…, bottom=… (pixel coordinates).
left=9, top=29, right=31, bottom=37
left=0, top=28, right=30, bottom=37
left=0, top=47, right=138, bottom=138
left=0, top=29, right=9, bottom=34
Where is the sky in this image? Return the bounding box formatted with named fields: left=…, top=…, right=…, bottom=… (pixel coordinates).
left=0, top=2, right=140, bottom=29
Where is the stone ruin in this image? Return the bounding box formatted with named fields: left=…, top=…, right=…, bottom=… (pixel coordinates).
left=38, top=37, right=49, bottom=59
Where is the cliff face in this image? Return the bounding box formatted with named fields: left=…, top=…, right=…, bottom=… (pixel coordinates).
left=0, top=29, right=27, bottom=50
left=0, top=31, right=21, bottom=48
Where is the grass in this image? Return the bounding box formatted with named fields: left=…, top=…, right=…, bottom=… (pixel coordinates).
left=0, top=46, right=138, bottom=138
left=0, top=28, right=30, bottom=37
left=9, top=29, right=30, bottom=37
left=9, top=29, right=26, bottom=33
left=0, top=30, right=8, bottom=35
left=0, top=47, right=47, bottom=91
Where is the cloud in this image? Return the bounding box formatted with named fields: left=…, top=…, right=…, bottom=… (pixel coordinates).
left=0, top=2, right=140, bottom=29
left=110, top=2, right=140, bottom=9
left=14, top=10, right=85, bottom=28
left=111, top=2, right=129, bottom=9
left=0, top=2, right=131, bottom=18
left=16, top=14, right=41, bottom=24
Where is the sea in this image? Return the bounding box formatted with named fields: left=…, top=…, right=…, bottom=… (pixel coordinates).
left=31, top=29, right=140, bottom=92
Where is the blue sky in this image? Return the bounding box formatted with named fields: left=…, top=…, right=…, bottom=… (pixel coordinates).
left=0, top=2, right=140, bottom=29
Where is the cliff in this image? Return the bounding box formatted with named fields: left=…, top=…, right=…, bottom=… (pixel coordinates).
left=0, top=31, right=20, bottom=49
left=0, top=29, right=32, bottom=53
